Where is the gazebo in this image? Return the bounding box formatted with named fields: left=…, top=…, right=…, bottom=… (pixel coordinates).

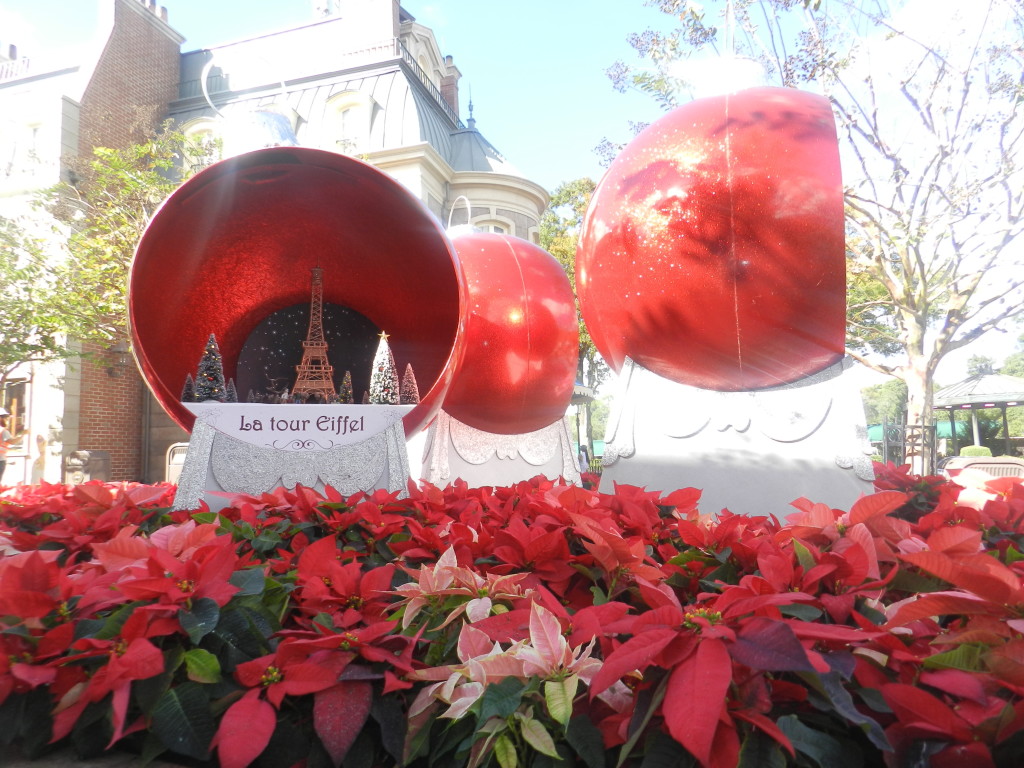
left=933, top=372, right=1024, bottom=456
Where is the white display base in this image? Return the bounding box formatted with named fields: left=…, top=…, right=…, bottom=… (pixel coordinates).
left=599, top=358, right=875, bottom=519
left=419, top=410, right=582, bottom=488
left=173, top=403, right=414, bottom=512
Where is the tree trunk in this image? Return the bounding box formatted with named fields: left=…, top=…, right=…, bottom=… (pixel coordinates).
left=901, top=358, right=935, bottom=475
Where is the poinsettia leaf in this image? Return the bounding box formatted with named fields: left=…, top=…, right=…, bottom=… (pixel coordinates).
left=516, top=714, right=560, bottom=757
left=229, top=568, right=266, bottom=596
left=776, top=715, right=862, bottom=768
left=150, top=682, right=216, bottom=761
left=663, top=638, right=731, bottom=766
left=314, top=681, right=373, bottom=767
left=798, top=671, right=891, bottom=752
left=184, top=648, right=222, bottom=684
left=730, top=619, right=815, bottom=672
left=885, top=592, right=1004, bottom=628
left=880, top=683, right=971, bottom=741
left=544, top=675, right=578, bottom=727
left=848, top=491, right=907, bottom=524
left=479, top=677, right=527, bottom=723
left=737, top=728, right=787, bottom=768
left=566, top=715, right=606, bottom=768
left=495, top=731, right=517, bottom=768
left=211, top=689, right=275, bottom=768
left=179, top=598, right=220, bottom=644
left=588, top=627, right=678, bottom=697
left=922, top=644, right=986, bottom=673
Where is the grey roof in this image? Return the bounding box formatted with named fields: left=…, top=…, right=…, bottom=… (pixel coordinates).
left=448, top=121, right=522, bottom=176
left=934, top=372, right=1024, bottom=408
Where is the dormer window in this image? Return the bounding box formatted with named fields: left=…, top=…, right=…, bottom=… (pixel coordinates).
left=324, top=91, right=377, bottom=155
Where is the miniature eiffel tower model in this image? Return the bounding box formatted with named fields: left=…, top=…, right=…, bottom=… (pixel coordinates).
left=293, top=267, right=336, bottom=399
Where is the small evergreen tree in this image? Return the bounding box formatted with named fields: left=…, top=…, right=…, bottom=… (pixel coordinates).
left=369, top=332, right=399, bottom=404
left=361, top=390, right=370, bottom=404
left=400, top=363, right=420, bottom=404
left=339, top=370, right=354, bottom=404
left=194, top=334, right=227, bottom=401
left=181, top=373, right=196, bottom=402
left=225, top=379, right=238, bottom=403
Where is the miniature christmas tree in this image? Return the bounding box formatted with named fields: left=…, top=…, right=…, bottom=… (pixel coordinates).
left=194, top=334, right=227, bottom=402
left=361, top=390, right=370, bottom=404
left=339, top=370, right=354, bottom=404
left=181, top=373, right=196, bottom=402
left=369, top=331, right=399, bottom=404
left=400, top=363, right=420, bottom=404
left=225, top=379, right=238, bottom=403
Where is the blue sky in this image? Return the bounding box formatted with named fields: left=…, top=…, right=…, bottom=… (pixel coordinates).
left=1, top=0, right=677, bottom=192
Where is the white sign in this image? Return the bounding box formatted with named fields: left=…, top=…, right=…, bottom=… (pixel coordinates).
left=184, top=403, right=414, bottom=452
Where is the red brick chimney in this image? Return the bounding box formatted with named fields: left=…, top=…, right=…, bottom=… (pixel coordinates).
left=440, top=54, right=461, bottom=119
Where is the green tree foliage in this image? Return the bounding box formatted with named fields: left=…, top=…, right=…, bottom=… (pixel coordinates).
left=1001, top=334, right=1024, bottom=378
left=540, top=178, right=610, bottom=451
left=967, top=355, right=996, bottom=376
left=607, top=0, right=1024, bottom=459
left=41, top=122, right=198, bottom=347
left=194, top=334, right=227, bottom=402
left=0, top=217, right=73, bottom=387
left=861, top=378, right=907, bottom=425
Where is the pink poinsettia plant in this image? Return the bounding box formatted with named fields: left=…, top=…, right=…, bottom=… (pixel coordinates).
left=0, top=464, right=1023, bottom=768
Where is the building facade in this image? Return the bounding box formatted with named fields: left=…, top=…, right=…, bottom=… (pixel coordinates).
left=0, top=0, right=548, bottom=484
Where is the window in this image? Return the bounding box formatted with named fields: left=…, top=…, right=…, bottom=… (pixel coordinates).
left=181, top=120, right=221, bottom=173
left=1, top=379, right=27, bottom=452
left=324, top=91, right=377, bottom=155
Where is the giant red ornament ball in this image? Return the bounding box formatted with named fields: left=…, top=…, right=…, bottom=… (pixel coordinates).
left=443, top=230, right=578, bottom=434
left=129, top=147, right=466, bottom=435
left=577, top=86, right=846, bottom=391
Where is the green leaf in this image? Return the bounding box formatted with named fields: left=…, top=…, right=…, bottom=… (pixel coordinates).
left=478, top=677, right=527, bottom=723
left=567, top=715, right=606, bottom=768
left=229, top=568, right=266, bottom=596
left=779, top=603, right=823, bottom=621
left=792, top=540, right=816, bottom=573
left=179, top=597, right=220, bottom=644
left=150, top=682, right=215, bottom=761
left=640, top=730, right=693, bottom=768
left=516, top=714, right=560, bottom=757
left=923, top=643, right=986, bottom=672
left=544, top=675, right=578, bottom=726
left=777, top=715, right=862, bottom=768
left=495, top=732, right=517, bottom=768
left=737, top=729, right=786, bottom=768
left=799, top=672, right=890, bottom=752
left=184, top=648, right=222, bottom=683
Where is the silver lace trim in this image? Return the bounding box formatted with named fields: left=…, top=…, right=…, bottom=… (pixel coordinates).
left=173, top=419, right=410, bottom=510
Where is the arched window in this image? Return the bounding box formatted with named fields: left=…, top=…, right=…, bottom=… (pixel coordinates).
left=180, top=119, right=221, bottom=173
left=323, top=91, right=376, bottom=155
left=474, top=219, right=513, bottom=237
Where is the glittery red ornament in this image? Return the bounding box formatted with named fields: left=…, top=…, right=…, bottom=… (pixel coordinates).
left=577, top=87, right=845, bottom=391
left=129, top=148, right=466, bottom=434
left=443, top=231, right=578, bottom=434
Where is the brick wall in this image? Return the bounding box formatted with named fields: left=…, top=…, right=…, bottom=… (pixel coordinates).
left=78, top=0, right=182, bottom=152
left=77, top=343, right=145, bottom=480
left=73, top=0, right=182, bottom=480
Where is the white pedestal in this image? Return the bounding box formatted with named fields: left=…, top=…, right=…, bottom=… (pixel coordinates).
left=173, top=403, right=414, bottom=512
left=419, top=410, right=581, bottom=488
left=599, top=358, right=875, bottom=519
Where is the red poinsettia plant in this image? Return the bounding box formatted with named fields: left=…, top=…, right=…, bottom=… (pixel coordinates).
left=1, top=463, right=1023, bottom=768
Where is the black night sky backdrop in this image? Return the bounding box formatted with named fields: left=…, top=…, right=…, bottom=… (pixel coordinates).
left=235, top=302, right=381, bottom=401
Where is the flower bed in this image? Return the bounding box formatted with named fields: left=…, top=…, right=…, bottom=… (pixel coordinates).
left=1, top=464, right=1023, bottom=768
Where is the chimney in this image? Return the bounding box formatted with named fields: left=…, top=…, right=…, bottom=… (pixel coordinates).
left=440, top=54, right=462, bottom=119
left=0, top=42, right=16, bottom=63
